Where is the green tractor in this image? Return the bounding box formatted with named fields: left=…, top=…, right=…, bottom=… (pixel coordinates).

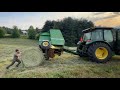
left=77, top=27, right=120, bottom=63
left=39, top=29, right=65, bottom=60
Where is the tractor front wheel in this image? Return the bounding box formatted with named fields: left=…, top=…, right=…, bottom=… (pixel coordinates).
left=88, top=42, right=112, bottom=63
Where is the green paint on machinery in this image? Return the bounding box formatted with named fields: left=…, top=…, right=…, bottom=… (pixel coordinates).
left=39, top=29, right=65, bottom=46
left=39, top=27, right=120, bottom=64
left=39, top=29, right=77, bottom=60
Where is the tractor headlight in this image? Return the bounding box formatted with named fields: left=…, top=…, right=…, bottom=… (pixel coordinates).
left=42, top=41, right=49, bottom=47
left=41, top=41, right=50, bottom=49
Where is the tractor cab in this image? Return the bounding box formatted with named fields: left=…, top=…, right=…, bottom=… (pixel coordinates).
left=81, top=27, right=114, bottom=46
left=77, top=27, right=119, bottom=63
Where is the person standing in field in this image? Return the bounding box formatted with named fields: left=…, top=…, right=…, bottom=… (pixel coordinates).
left=6, top=49, right=21, bottom=69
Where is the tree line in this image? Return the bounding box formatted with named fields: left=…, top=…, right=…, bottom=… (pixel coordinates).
left=42, top=17, right=94, bottom=46
left=0, top=25, right=41, bottom=39
left=0, top=17, right=94, bottom=46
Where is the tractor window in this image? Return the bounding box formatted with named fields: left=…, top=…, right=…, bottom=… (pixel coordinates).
left=83, top=32, right=91, bottom=41
left=104, top=30, right=113, bottom=42
left=91, top=30, right=103, bottom=41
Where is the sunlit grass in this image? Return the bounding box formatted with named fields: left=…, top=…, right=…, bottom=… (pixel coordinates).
left=1, top=38, right=120, bottom=78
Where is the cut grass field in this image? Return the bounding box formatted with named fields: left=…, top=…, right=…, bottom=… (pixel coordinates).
left=1, top=38, right=120, bottom=78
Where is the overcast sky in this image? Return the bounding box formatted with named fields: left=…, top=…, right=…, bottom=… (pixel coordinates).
left=0, top=12, right=118, bottom=29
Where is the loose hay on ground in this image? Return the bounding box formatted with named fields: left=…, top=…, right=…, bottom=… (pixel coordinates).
left=21, top=47, right=45, bottom=67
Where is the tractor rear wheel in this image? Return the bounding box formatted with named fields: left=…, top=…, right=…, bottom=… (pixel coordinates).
left=88, top=42, right=112, bottom=63
left=78, top=51, right=87, bottom=57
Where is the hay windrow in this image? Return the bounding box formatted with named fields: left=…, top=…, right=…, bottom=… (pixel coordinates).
left=21, top=47, right=44, bottom=67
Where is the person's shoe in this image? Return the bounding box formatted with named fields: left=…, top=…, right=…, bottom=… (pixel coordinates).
left=6, top=67, right=9, bottom=69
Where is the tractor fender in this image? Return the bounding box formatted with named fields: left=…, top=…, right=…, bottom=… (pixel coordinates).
left=86, top=41, right=113, bottom=51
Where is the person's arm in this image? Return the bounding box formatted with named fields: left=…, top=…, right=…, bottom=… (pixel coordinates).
left=18, top=52, right=22, bottom=60
left=16, top=52, right=21, bottom=60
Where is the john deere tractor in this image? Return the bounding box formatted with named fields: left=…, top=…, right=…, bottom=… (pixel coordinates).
left=39, top=29, right=65, bottom=60
left=77, top=27, right=120, bottom=63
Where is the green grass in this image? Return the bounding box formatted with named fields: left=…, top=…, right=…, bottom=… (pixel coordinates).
left=0, top=38, right=38, bottom=62
left=20, top=35, right=28, bottom=39
left=1, top=38, right=120, bottom=78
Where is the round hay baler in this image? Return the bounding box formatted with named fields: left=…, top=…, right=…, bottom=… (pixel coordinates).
left=39, top=29, right=65, bottom=60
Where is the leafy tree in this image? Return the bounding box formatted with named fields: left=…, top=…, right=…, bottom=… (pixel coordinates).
left=11, top=26, right=20, bottom=38
left=53, top=21, right=61, bottom=29
left=1, top=26, right=12, bottom=34
left=28, top=26, right=36, bottom=39
left=35, top=27, right=41, bottom=33
left=35, top=33, right=40, bottom=40
left=0, top=27, right=5, bottom=38
left=19, top=29, right=23, bottom=34
left=42, top=17, right=94, bottom=46
left=42, top=20, right=54, bottom=32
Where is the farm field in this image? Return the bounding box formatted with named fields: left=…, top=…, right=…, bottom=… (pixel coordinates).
left=0, top=38, right=120, bottom=78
